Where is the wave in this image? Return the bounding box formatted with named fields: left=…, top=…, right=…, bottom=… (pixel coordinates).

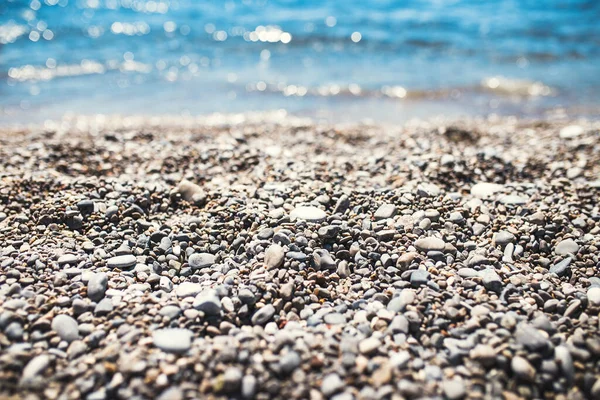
left=6, top=60, right=151, bottom=82
left=244, top=78, right=555, bottom=100
left=0, top=22, right=28, bottom=44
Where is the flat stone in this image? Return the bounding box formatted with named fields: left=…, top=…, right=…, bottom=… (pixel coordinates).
left=555, top=239, right=579, bottom=256
left=251, top=304, right=276, bottom=325
left=106, top=254, right=136, bottom=269
left=374, top=203, right=397, bottom=220
left=414, top=237, right=445, bottom=252
left=493, top=231, right=515, bottom=247
left=471, top=182, right=504, bottom=198
left=175, top=282, right=203, bottom=298
left=153, top=328, right=192, bottom=353
left=264, top=244, right=285, bottom=269
left=290, top=206, right=327, bottom=222
left=188, top=253, right=215, bottom=269
left=51, top=314, right=79, bottom=343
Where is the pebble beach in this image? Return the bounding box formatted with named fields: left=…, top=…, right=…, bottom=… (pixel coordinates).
left=1, top=115, right=600, bottom=400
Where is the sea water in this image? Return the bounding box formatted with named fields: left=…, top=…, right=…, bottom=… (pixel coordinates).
left=1, top=0, right=599, bottom=124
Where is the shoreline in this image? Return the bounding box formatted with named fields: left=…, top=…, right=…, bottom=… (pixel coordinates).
left=1, top=116, right=599, bottom=399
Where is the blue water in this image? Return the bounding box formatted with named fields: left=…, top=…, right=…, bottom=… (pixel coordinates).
left=1, top=0, right=600, bottom=124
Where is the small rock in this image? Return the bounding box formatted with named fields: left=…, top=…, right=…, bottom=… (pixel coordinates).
left=20, top=354, right=51, bottom=385
left=106, top=255, right=136, bottom=269
left=549, top=257, right=572, bottom=277
left=321, top=373, right=344, bottom=397
left=176, top=179, right=206, bottom=205
left=193, top=292, right=222, bottom=316
left=555, top=239, right=579, bottom=256
left=442, top=379, right=466, bottom=400
left=511, top=356, right=535, bottom=381
left=493, top=231, right=515, bottom=247
left=471, top=182, right=504, bottom=198
left=251, top=304, right=276, bottom=325
left=87, top=273, right=108, bottom=301
left=290, top=206, right=327, bottom=222
left=414, top=237, right=445, bottom=252
left=559, top=125, right=584, bottom=139
left=374, top=203, right=397, bottom=220
left=587, top=287, right=600, bottom=306
left=264, top=244, right=285, bottom=269
left=51, top=315, right=79, bottom=343
left=188, top=253, right=215, bottom=269
left=153, top=328, right=192, bottom=353
left=175, top=282, right=203, bottom=298
left=359, top=337, right=380, bottom=355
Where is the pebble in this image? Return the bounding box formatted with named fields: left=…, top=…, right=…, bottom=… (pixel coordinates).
left=264, top=244, right=285, bottom=269
left=559, top=125, right=584, bottom=138
left=555, top=239, right=579, bottom=255
left=251, top=304, right=276, bottom=325
left=374, top=203, right=397, bottom=220
left=358, top=337, right=380, bottom=355
left=511, top=356, right=535, bottom=381
left=290, top=206, right=327, bottom=222
left=321, top=373, right=344, bottom=397
left=587, top=287, right=600, bottom=306
left=279, top=351, right=301, bottom=375
left=493, top=231, right=515, bottom=247
left=470, top=182, right=504, bottom=198
left=549, top=257, right=572, bottom=277
left=175, top=282, right=203, bottom=298
left=188, top=252, right=215, bottom=269
left=442, top=379, right=466, bottom=400
left=176, top=179, right=206, bottom=205
left=153, top=328, right=192, bottom=353
left=193, top=292, right=222, bottom=316
left=414, top=237, right=445, bottom=252
left=87, top=272, right=108, bottom=301
left=106, top=254, right=136, bottom=269
left=51, top=315, right=79, bottom=343
left=20, top=354, right=51, bottom=385
left=410, top=269, right=430, bottom=286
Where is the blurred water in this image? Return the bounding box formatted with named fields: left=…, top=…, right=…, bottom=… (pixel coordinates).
left=1, top=0, right=599, bottom=124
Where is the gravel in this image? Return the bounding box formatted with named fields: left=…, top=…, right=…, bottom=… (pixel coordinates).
left=1, top=117, right=599, bottom=399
